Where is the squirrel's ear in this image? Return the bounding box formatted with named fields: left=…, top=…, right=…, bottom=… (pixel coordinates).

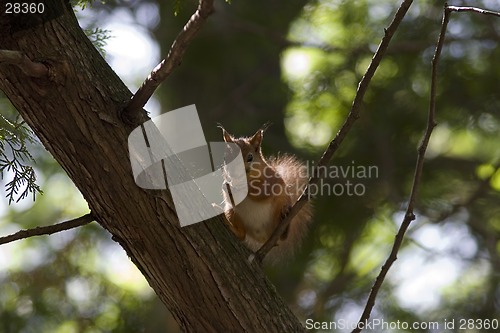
left=249, top=129, right=263, bottom=151
left=223, top=130, right=233, bottom=143
left=249, top=122, right=271, bottom=150
left=218, top=124, right=233, bottom=143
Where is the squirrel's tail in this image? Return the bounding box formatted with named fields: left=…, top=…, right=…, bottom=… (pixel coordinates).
left=266, top=154, right=313, bottom=263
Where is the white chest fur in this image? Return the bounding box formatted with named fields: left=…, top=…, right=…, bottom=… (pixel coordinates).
left=233, top=198, right=275, bottom=243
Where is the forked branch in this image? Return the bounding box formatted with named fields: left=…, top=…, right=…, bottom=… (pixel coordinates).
left=253, top=0, right=415, bottom=264
left=351, top=5, right=500, bottom=332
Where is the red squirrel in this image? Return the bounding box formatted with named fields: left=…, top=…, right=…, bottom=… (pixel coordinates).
left=221, top=124, right=312, bottom=261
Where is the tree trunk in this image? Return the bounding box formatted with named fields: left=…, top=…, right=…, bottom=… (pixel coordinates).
left=0, top=1, right=305, bottom=332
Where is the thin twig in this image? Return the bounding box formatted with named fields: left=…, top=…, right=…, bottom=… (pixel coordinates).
left=253, top=0, right=415, bottom=264
left=447, top=6, right=500, bottom=17
left=0, top=213, right=95, bottom=245
left=122, top=0, right=215, bottom=124
left=350, top=6, right=451, bottom=332
left=352, top=6, right=500, bottom=330
left=0, top=50, right=49, bottom=78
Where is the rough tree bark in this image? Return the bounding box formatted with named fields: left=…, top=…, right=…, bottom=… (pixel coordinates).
left=0, top=1, right=305, bottom=332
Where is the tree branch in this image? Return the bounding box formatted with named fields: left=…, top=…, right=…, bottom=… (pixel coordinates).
left=253, top=0, right=415, bottom=264
left=0, top=49, right=49, bottom=78
left=349, top=4, right=486, bottom=331
left=122, top=0, right=215, bottom=124
left=447, top=6, right=500, bottom=17
left=0, top=213, right=95, bottom=245
left=351, top=6, right=500, bottom=329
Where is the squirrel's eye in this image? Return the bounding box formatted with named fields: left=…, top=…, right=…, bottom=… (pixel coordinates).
left=246, top=153, right=253, bottom=162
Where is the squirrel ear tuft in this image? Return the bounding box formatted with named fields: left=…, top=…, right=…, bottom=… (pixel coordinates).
left=261, top=121, right=272, bottom=133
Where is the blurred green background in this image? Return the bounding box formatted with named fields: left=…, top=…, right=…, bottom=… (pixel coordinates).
left=1, top=0, right=499, bottom=332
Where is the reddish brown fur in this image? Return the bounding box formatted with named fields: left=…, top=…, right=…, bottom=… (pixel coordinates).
left=221, top=125, right=312, bottom=262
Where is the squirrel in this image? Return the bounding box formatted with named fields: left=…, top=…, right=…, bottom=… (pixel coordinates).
left=220, top=124, right=312, bottom=261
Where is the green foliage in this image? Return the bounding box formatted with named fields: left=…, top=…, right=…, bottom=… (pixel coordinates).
left=2, top=0, right=500, bottom=332
left=151, top=2, right=500, bottom=329
left=84, top=27, right=111, bottom=56
left=278, top=0, right=500, bottom=328
left=70, top=0, right=111, bottom=56
left=71, top=0, right=103, bottom=10
left=0, top=164, right=172, bottom=333
left=0, top=112, right=42, bottom=204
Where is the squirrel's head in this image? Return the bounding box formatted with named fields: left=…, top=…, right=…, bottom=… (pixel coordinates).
left=219, top=123, right=271, bottom=177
